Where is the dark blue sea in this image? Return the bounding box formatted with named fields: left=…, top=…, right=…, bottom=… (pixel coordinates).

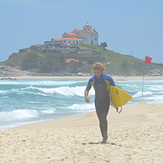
left=0, top=79, right=163, bottom=129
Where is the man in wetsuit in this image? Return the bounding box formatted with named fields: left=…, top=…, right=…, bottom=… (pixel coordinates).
left=84, top=62, right=115, bottom=143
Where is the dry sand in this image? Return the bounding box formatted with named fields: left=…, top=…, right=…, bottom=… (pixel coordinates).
left=1, top=102, right=163, bottom=163
left=6, top=75, right=163, bottom=81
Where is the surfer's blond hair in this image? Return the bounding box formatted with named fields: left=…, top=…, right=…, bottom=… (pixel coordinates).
left=93, top=62, right=105, bottom=71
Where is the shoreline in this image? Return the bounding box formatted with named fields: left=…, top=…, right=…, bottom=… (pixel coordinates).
left=10, top=101, right=157, bottom=130
left=1, top=75, right=163, bottom=81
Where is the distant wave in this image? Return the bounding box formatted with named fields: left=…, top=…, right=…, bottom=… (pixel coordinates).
left=133, top=91, right=153, bottom=98
left=0, top=80, right=85, bottom=86
left=21, top=86, right=95, bottom=97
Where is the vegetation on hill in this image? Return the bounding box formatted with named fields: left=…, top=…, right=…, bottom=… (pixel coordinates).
left=1, top=44, right=163, bottom=76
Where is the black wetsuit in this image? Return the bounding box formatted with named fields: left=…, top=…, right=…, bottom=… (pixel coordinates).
left=94, top=80, right=110, bottom=137
left=86, top=74, right=115, bottom=137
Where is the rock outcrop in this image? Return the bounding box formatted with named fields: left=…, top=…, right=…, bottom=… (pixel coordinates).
left=0, top=66, right=30, bottom=77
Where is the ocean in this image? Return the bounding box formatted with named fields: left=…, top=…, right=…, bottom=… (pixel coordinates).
left=0, top=79, right=163, bottom=129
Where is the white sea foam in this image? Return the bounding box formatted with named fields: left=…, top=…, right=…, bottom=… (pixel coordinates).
left=52, top=86, right=88, bottom=96
left=68, top=103, right=94, bottom=110
left=25, top=86, right=95, bottom=96
left=41, top=109, right=56, bottom=114
left=0, top=87, right=48, bottom=97
left=147, top=85, right=163, bottom=91
left=133, top=91, right=153, bottom=98
left=144, top=95, right=163, bottom=103
left=0, top=109, right=39, bottom=122
left=20, top=90, right=48, bottom=96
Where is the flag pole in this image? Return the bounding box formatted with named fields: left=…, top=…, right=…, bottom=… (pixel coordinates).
left=142, top=74, right=145, bottom=101
left=143, top=56, right=152, bottom=102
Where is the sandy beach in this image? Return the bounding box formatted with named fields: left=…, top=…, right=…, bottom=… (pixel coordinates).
left=4, top=75, right=163, bottom=81
left=1, top=101, right=163, bottom=163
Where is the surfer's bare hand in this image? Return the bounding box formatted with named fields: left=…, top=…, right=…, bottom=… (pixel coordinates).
left=85, top=97, right=90, bottom=103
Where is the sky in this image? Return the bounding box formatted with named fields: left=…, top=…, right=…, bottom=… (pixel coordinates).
left=0, top=0, right=163, bottom=64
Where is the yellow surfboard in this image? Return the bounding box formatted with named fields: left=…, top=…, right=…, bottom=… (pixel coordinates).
left=110, top=86, right=132, bottom=107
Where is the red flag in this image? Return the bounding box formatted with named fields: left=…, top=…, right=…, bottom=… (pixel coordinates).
left=145, top=56, right=152, bottom=63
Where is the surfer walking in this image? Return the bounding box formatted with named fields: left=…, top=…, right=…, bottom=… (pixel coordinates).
left=84, top=62, right=116, bottom=143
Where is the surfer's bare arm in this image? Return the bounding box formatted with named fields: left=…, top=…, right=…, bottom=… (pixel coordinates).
left=84, top=89, right=90, bottom=103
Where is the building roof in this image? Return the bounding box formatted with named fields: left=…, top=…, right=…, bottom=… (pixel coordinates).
left=74, top=30, right=97, bottom=34
left=52, top=38, right=81, bottom=42
left=65, top=32, right=77, bottom=36
left=65, top=58, right=79, bottom=63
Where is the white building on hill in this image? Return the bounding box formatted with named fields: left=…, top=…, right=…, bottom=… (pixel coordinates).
left=50, top=23, right=98, bottom=45
left=19, top=24, right=99, bottom=54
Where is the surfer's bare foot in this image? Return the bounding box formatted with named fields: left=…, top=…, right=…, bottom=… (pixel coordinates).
left=101, top=135, right=108, bottom=143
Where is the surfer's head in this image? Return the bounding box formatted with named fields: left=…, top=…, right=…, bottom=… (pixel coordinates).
left=93, top=62, right=105, bottom=71
left=93, top=62, right=105, bottom=78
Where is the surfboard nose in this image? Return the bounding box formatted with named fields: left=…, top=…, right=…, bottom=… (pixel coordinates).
left=110, top=86, right=132, bottom=107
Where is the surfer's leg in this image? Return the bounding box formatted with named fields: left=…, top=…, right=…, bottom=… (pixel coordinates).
left=95, top=100, right=109, bottom=142
left=97, top=111, right=109, bottom=143
left=97, top=113, right=104, bottom=137
left=99, top=110, right=109, bottom=143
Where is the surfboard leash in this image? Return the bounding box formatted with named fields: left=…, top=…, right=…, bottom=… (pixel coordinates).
left=116, top=107, right=122, bottom=113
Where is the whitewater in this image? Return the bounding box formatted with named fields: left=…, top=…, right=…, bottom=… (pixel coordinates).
left=0, top=79, right=163, bottom=129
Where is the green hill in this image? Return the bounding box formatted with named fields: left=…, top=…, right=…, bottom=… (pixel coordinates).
left=1, top=44, right=163, bottom=76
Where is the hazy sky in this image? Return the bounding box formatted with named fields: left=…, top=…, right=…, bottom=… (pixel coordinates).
left=1, top=0, right=163, bottom=63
